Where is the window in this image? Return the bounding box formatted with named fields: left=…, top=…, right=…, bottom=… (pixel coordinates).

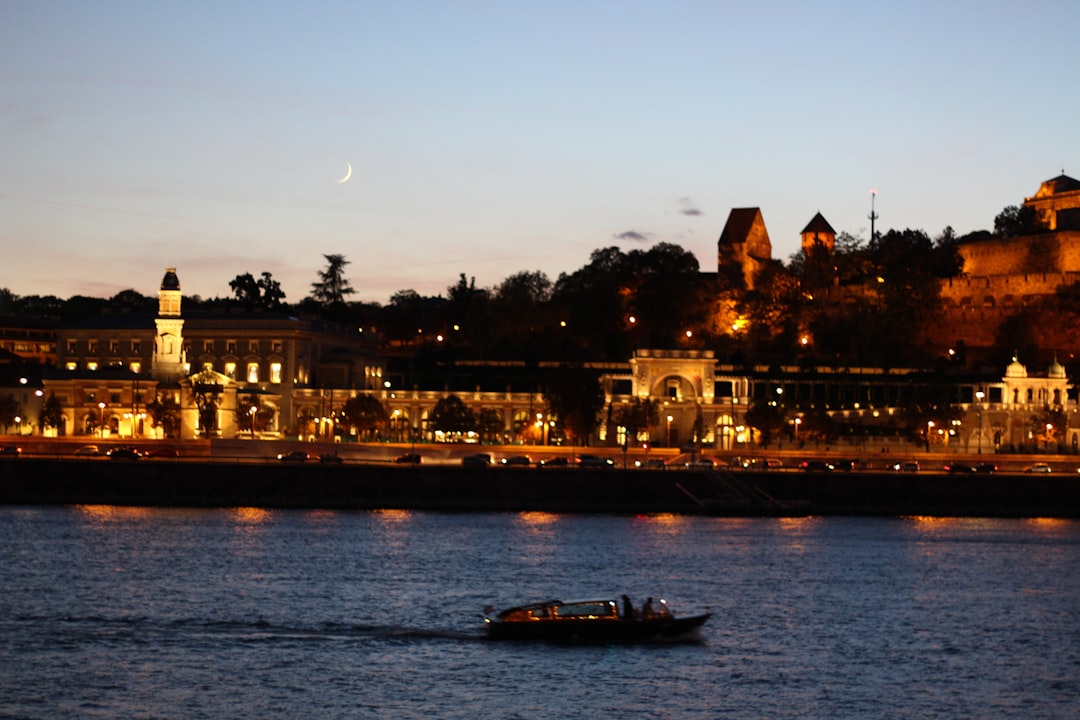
left=87, top=392, right=96, bottom=403
left=226, top=341, right=237, bottom=355
left=109, top=340, right=120, bottom=354
left=86, top=361, right=99, bottom=371
left=247, top=362, right=259, bottom=383
left=130, top=362, right=141, bottom=374
left=66, top=361, right=77, bottom=370
left=272, top=341, right=283, bottom=354
left=88, top=340, right=99, bottom=354
left=204, top=340, right=214, bottom=353
left=224, top=362, right=236, bottom=379
left=270, top=362, right=282, bottom=384
left=66, top=340, right=77, bottom=354
left=110, top=393, right=121, bottom=404
left=131, top=339, right=141, bottom=354
left=249, top=340, right=259, bottom=353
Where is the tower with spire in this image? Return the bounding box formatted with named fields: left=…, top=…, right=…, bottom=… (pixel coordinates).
left=152, top=267, right=188, bottom=381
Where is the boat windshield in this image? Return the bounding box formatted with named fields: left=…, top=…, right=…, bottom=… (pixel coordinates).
left=552, top=601, right=617, bottom=619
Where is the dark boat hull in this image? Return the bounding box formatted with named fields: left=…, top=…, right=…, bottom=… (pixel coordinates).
left=486, top=613, right=710, bottom=642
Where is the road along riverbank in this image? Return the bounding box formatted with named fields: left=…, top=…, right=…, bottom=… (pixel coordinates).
left=2, top=458, right=1079, bottom=517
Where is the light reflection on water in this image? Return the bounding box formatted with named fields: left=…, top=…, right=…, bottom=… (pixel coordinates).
left=0, top=509, right=1077, bottom=719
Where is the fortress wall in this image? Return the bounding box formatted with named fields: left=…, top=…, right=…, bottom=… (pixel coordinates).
left=940, top=272, right=1080, bottom=305
left=959, top=231, right=1080, bottom=276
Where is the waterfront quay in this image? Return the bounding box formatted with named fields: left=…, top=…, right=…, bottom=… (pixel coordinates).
left=2, top=439, right=1078, bottom=518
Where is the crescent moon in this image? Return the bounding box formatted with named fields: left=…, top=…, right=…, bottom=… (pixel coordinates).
left=337, top=162, right=353, bottom=184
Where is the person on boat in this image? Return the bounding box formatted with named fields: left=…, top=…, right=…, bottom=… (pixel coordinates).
left=642, top=597, right=654, bottom=619
left=621, top=594, right=635, bottom=620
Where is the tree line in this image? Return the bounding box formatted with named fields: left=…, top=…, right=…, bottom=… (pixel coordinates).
left=2, top=204, right=1076, bottom=374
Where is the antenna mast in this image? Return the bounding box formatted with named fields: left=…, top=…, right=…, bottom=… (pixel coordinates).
left=868, top=189, right=879, bottom=241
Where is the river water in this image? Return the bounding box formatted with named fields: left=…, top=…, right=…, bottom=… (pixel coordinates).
left=1, top=507, right=1077, bottom=719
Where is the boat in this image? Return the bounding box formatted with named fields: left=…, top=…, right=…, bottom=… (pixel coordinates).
left=483, top=597, right=710, bottom=642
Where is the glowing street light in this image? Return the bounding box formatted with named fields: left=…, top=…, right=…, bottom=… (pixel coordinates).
left=975, top=390, right=985, bottom=454
left=793, top=417, right=802, bottom=446
left=249, top=405, right=257, bottom=439
left=666, top=415, right=674, bottom=446
left=98, top=402, right=106, bottom=438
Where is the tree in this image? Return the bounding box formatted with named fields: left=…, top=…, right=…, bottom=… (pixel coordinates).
left=0, top=393, right=23, bottom=433
left=109, top=289, right=154, bottom=313
left=310, top=254, right=355, bottom=307
left=543, top=365, right=606, bottom=445
left=743, top=399, right=786, bottom=449
left=37, top=393, right=65, bottom=434
left=429, top=395, right=476, bottom=438
left=613, top=398, right=660, bottom=445
left=994, top=205, right=1047, bottom=238
left=1030, top=406, right=1068, bottom=452
left=235, top=394, right=275, bottom=436
left=341, top=394, right=388, bottom=440
left=146, top=393, right=181, bottom=438
left=230, top=272, right=287, bottom=310
left=229, top=273, right=261, bottom=308
left=477, top=408, right=504, bottom=445
left=257, top=272, right=286, bottom=309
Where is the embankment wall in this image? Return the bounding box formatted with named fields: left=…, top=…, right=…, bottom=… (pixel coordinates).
left=2, top=459, right=1078, bottom=518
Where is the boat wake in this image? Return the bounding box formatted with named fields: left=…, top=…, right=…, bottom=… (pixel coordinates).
left=9, top=612, right=488, bottom=645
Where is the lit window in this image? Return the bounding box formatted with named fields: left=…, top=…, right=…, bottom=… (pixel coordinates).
left=247, top=363, right=259, bottom=383
left=66, top=362, right=77, bottom=371
left=130, top=362, right=141, bottom=374
left=270, top=362, right=282, bottom=383
left=87, top=362, right=98, bottom=371
left=224, top=362, right=236, bottom=379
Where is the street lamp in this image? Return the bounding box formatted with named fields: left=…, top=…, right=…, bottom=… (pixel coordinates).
left=926, top=420, right=934, bottom=452
left=249, top=405, right=257, bottom=439
left=98, top=402, right=106, bottom=438
left=666, top=415, right=673, bottom=447
left=14, top=416, right=21, bottom=436
left=975, top=391, right=985, bottom=454
left=793, top=417, right=802, bottom=447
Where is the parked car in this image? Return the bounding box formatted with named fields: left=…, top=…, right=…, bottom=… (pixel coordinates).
left=830, top=459, right=858, bottom=472
left=943, top=462, right=976, bottom=473
left=318, top=452, right=344, bottom=464
left=893, top=461, right=920, bottom=473
left=0, top=445, right=22, bottom=457
left=74, top=445, right=101, bottom=456
left=107, top=446, right=142, bottom=461
left=972, top=463, right=998, bottom=473
left=800, top=460, right=835, bottom=472
left=394, top=453, right=422, bottom=464
left=500, top=455, right=532, bottom=466
left=1025, top=463, right=1053, bottom=473
left=634, top=458, right=667, bottom=469
left=277, top=451, right=309, bottom=463
left=538, top=457, right=569, bottom=467
left=686, top=458, right=716, bottom=470
left=145, top=447, right=180, bottom=458
left=462, top=453, right=492, bottom=468
left=577, top=454, right=615, bottom=468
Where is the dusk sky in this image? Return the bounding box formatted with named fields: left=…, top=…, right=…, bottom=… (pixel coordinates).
left=3, top=1, right=1078, bottom=304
